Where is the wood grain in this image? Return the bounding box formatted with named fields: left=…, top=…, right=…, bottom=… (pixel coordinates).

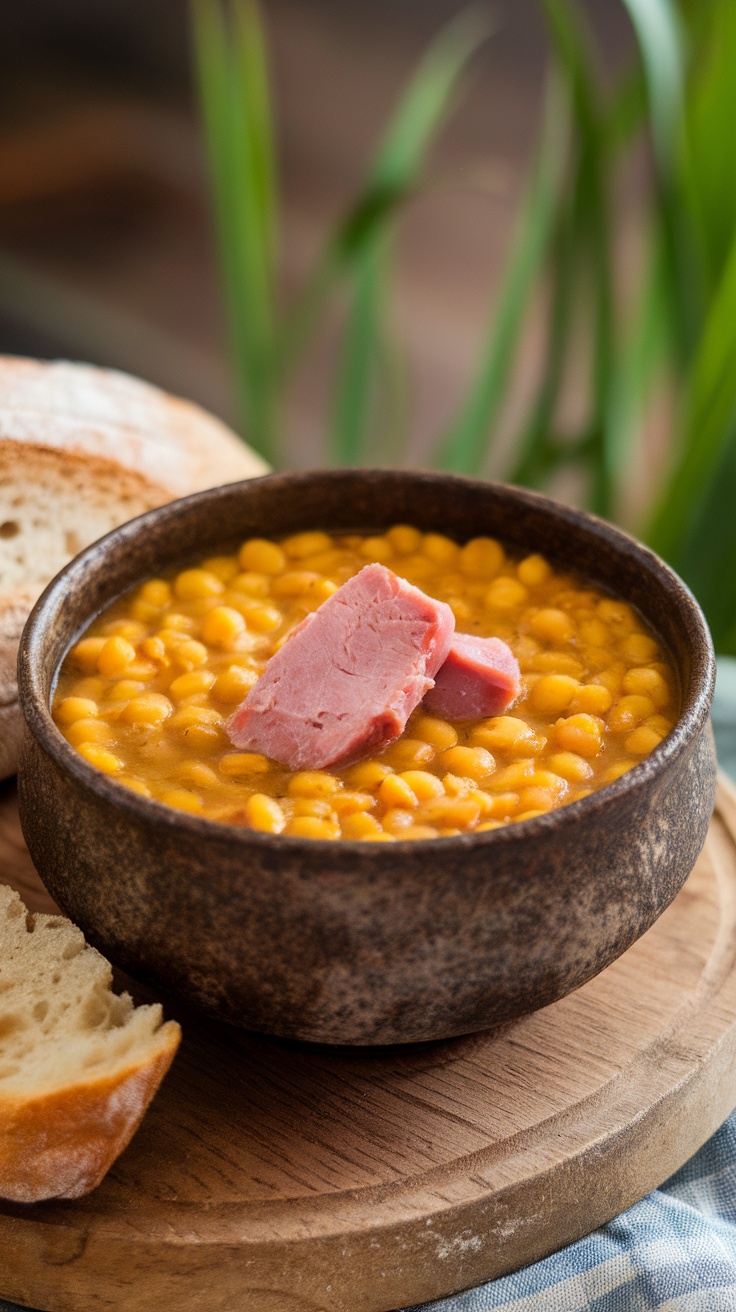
left=1, top=775, right=735, bottom=1312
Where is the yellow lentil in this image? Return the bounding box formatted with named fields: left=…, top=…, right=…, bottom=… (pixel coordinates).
left=119, top=776, right=152, bottom=797
left=378, top=774, right=418, bottom=809
left=169, top=670, right=217, bottom=701
left=486, top=577, right=528, bottom=609
left=66, top=719, right=116, bottom=747
left=399, top=770, right=445, bottom=801
left=341, top=811, right=383, bottom=839
left=283, top=531, right=332, bottom=559
left=213, top=666, right=258, bottom=704
left=439, top=745, right=495, bottom=781
left=546, top=752, right=594, bottom=783
left=176, top=762, right=220, bottom=790
left=220, top=752, right=271, bottom=776
left=288, top=771, right=341, bottom=799
left=203, top=555, right=240, bottom=583
left=624, top=726, right=664, bottom=755
left=230, top=571, right=271, bottom=597
left=531, top=674, right=580, bottom=714
left=121, top=695, right=173, bottom=727
left=517, top=554, right=551, bottom=587
left=238, top=539, right=287, bottom=575
left=530, top=609, right=574, bottom=645
left=331, top=791, right=375, bottom=815
left=554, top=714, right=605, bottom=758
left=159, top=788, right=203, bottom=813
left=344, top=761, right=394, bottom=789
left=411, top=715, right=458, bottom=749
left=382, top=808, right=417, bottom=834
left=139, top=579, right=172, bottom=607
left=97, top=637, right=136, bottom=677
left=387, top=524, right=422, bottom=554
left=359, top=535, right=394, bottom=563
left=622, top=666, right=670, bottom=707
left=201, top=607, right=246, bottom=647
left=423, top=533, right=458, bottom=566
left=244, top=605, right=282, bottom=633
left=244, top=794, right=285, bottom=833
left=571, top=684, right=613, bottom=715
left=56, top=697, right=98, bottom=725
left=382, top=738, right=435, bottom=769
left=459, top=537, right=504, bottom=578
left=173, top=569, right=224, bottom=601
left=607, top=694, right=656, bottom=731
left=77, top=744, right=123, bottom=773
left=108, top=680, right=147, bottom=702
left=171, top=640, right=208, bottom=672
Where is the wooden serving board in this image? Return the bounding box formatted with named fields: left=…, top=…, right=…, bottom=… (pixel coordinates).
left=2, top=777, right=736, bottom=1312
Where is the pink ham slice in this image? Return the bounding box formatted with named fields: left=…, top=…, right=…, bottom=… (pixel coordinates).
left=423, top=633, right=521, bottom=719
left=227, top=563, right=455, bottom=770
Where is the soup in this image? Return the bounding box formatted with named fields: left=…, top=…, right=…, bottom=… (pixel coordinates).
left=53, top=526, right=678, bottom=840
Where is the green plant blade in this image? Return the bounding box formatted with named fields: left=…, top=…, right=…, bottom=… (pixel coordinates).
left=233, top=0, right=278, bottom=275
left=604, top=226, right=672, bottom=514
left=191, top=0, right=280, bottom=464
left=619, top=0, right=686, bottom=173
left=368, top=6, right=491, bottom=191
left=438, top=72, right=568, bottom=476
left=648, top=225, right=736, bottom=565
left=680, top=1, right=736, bottom=296
left=666, top=415, right=736, bottom=654
left=280, top=5, right=490, bottom=379
left=603, top=65, right=647, bottom=155
left=330, top=231, right=388, bottom=465
left=504, top=0, right=620, bottom=515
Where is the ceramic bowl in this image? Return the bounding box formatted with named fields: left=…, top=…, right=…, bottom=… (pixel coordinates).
left=17, top=470, right=717, bottom=1045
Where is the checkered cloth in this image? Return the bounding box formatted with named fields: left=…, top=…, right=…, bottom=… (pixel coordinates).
left=405, top=1112, right=736, bottom=1310
left=3, top=667, right=736, bottom=1312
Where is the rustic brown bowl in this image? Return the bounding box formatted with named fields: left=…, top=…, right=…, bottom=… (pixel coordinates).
left=17, top=470, right=717, bottom=1045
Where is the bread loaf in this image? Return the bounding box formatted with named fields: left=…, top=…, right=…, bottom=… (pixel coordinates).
left=0, top=356, right=268, bottom=780
left=0, top=884, right=180, bottom=1203
left=0, top=355, right=268, bottom=495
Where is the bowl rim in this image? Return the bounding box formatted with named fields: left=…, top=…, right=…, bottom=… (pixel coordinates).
left=18, top=468, right=717, bottom=854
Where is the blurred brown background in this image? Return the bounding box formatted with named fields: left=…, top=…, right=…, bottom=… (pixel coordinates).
left=0, top=0, right=634, bottom=464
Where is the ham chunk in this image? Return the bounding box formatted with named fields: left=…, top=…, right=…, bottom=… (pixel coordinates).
left=423, top=633, right=521, bottom=719
left=227, top=564, right=455, bottom=770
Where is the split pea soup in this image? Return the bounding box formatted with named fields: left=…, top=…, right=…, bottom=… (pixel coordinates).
left=53, top=526, right=679, bottom=841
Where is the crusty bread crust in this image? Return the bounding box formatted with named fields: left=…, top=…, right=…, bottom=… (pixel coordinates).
left=0, top=885, right=182, bottom=1203
left=0, top=355, right=268, bottom=495
left=0, top=1024, right=180, bottom=1203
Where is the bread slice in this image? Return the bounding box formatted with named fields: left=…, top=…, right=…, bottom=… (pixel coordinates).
left=0, top=441, right=169, bottom=780
left=0, top=356, right=268, bottom=781
left=0, top=884, right=181, bottom=1203
left=0, top=440, right=168, bottom=596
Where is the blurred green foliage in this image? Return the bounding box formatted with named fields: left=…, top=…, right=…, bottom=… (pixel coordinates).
left=192, top=0, right=736, bottom=652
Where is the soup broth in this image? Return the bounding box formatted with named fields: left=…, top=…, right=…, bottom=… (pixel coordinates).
left=53, top=526, right=678, bottom=840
